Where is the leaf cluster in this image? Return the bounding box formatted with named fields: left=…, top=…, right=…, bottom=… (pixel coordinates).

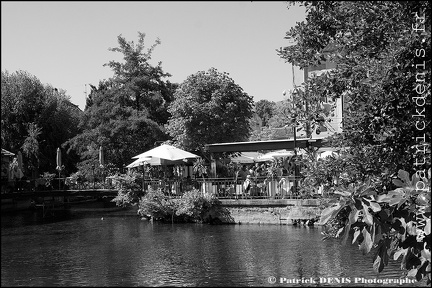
left=319, top=169, right=431, bottom=284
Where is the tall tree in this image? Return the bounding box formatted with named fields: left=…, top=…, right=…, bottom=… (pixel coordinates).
left=67, top=80, right=167, bottom=169
left=277, top=1, right=431, bottom=283
left=67, top=32, right=175, bottom=169
left=165, top=67, right=254, bottom=154
left=102, top=32, right=175, bottom=125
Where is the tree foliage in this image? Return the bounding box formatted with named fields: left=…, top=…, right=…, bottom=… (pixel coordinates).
left=255, top=99, right=276, bottom=127
left=1, top=70, right=82, bottom=176
left=21, top=122, right=42, bottom=178
left=102, top=32, right=176, bottom=124
left=278, top=1, right=431, bottom=283
left=252, top=99, right=311, bottom=141
left=66, top=32, right=175, bottom=170
left=320, top=169, right=431, bottom=284
left=278, top=1, right=431, bottom=182
left=111, top=170, right=143, bottom=207
left=165, top=67, right=254, bottom=154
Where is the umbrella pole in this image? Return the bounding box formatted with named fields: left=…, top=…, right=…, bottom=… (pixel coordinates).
left=58, top=170, right=61, bottom=190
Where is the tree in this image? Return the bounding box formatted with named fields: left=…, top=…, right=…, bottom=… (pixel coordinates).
left=66, top=32, right=175, bottom=170
left=102, top=32, right=175, bottom=125
left=1, top=70, right=46, bottom=153
left=252, top=99, right=308, bottom=141
left=277, top=1, right=431, bottom=283
left=255, top=99, right=276, bottom=127
left=66, top=79, right=168, bottom=170
left=21, top=123, right=42, bottom=179
left=165, top=67, right=254, bottom=154
left=1, top=70, right=82, bottom=176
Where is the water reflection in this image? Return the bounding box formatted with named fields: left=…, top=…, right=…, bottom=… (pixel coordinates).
left=1, top=212, right=426, bottom=287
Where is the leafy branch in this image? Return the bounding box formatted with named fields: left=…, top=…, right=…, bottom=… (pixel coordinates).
left=319, top=169, right=431, bottom=283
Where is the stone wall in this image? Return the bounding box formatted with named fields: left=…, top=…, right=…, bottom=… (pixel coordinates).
left=222, top=205, right=322, bottom=225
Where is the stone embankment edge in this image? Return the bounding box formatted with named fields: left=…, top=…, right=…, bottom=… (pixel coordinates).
left=219, top=199, right=323, bottom=225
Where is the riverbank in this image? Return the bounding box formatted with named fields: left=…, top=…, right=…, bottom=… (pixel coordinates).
left=218, top=198, right=322, bottom=225
left=225, top=206, right=321, bottom=225
left=2, top=196, right=323, bottom=225
left=1, top=196, right=127, bottom=214
left=137, top=204, right=322, bottom=225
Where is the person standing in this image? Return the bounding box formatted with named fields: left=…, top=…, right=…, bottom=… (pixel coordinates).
left=243, top=174, right=252, bottom=198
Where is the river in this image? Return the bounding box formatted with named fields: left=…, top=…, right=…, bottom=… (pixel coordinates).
left=1, top=208, right=426, bottom=287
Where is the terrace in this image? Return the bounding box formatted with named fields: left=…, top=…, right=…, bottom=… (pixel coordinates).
left=1, top=137, right=332, bottom=201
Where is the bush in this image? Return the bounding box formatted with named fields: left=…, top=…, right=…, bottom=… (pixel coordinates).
left=137, top=187, right=178, bottom=222
left=111, top=170, right=143, bottom=207
left=137, top=187, right=232, bottom=224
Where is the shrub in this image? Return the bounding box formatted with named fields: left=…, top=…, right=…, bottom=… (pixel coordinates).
left=137, top=187, right=232, bottom=224
left=111, top=170, right=142, bottom=207
left=137, top=187, right=178, bottom=222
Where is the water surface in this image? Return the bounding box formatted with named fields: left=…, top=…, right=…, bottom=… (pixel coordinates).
left=1, top=209, right=425, bottom=287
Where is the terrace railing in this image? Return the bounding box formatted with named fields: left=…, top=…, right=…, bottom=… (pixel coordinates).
left=140, top=176, right=304, bottom=199
left=195, top=176, right=304, bottom=199
left=1, top=175, right=306, bottom=200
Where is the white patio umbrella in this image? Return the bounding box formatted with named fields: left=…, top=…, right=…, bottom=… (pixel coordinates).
left=318, top=150, right=339, bottom=159
left=132, top=144, right=199, bottom=161
left=17, top=151, right=24, bottom=179
left=126, top=156, right=157, bottom=168
left=56, top=147, right=62, bottom=189
left=230, top=153, right=256, bottom=163
left=99, top=146, right=105, bottom=168
left=56, top=148, right=62, bottom=171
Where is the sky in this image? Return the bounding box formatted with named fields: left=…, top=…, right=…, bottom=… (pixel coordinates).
left=1, top=1, right=306, bottom=111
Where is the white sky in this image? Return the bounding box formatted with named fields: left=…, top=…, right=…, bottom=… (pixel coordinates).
left=1, top=1, right=306, bottom=110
